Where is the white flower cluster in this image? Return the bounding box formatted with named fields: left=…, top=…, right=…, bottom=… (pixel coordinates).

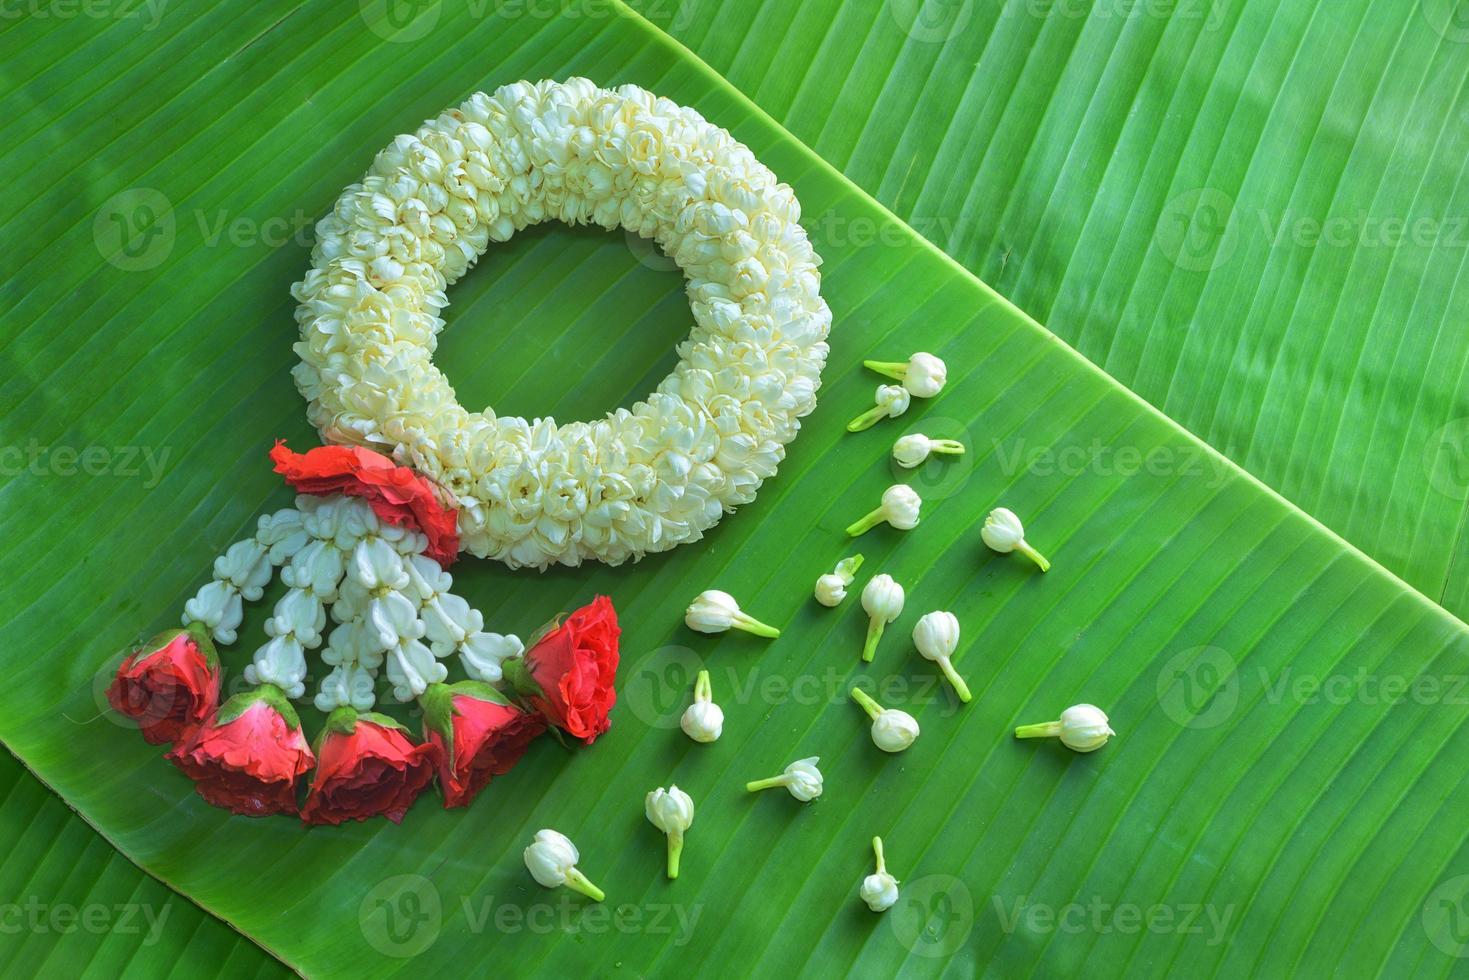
left=291, top=78, right=831, bottom=570
left=182, top=495, right=522, bottom=708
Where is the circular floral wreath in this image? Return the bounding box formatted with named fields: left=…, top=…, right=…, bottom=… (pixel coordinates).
left=292, top=77, right=831, bottom=570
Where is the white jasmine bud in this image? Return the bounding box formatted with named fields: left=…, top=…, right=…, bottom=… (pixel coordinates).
left=851, top=688, right=920, bottom=752
left=746, top=756, right=823, bottom=802
left=680, top=669, right=724, bottom=743
left=912, top=611, right=971, bottom=702
left=1015, top=703, right=1114, bottom=753
left=645, top=785, right=695, bottom=878
left=981, top=507, right=1050, bottom=572
left=859, top=837, right=900, bottom=912
left=523, top=829, right=604, bottom=900
left=865, top=352, right=947, bottom=398
left=847, top=384, right=911, bottom=432
left=814, top=554, right=864, bottom=607
left=685, top=589, right=780, bottom=638
left=846, top=484, right=922, bottom=537
left=892, top=433, right=965, bottom=469
left=860, top=574, right=905, bottom=663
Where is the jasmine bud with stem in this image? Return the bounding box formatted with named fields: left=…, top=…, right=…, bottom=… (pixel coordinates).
left=850, top=687, right=920, bottom=752
left=746, top=756, right=823, bottom=802
left=680, top=669, right=724, bottom=743
left=815, top=554, right=864, bottom=607
left=1015, top=703, right=1114, bottom=752
left=864, top=352, right=947, bottom=398
left=645, top=786, right=695, bottom=879
left=981, top=507, right=1050, bottom=572
left=848, top=384, right=910, bottom=432
left=859, top=836, right=900, bottom=912
left=860, top=574, right=904, bottom=663
left=685, top=589, right=781, bottom=638
left=912, top=610, right=971, bottom=702
left=524, top=829, right=604, bottom=901
left=893, top=433, right=966, bottom=469
left=847, top=484, right=921, bottom=537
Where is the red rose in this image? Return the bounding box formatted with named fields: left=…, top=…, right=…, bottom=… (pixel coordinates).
left=509, top=595, right=619, bottom=744
left=422, top=682, right=546, bottom=808
left=107, top=625, right=220, bottom=745
left=301, top=709, right=436, bottom=825
left=269, top=441, right=459, bottom=566
left=169, top=686, right=315, bottom=816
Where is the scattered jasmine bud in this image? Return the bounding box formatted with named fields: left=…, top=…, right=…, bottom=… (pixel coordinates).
left=847, top=384, right=911, bottom=432
left=523, top=829, right=604, bottom=901
left=892, top=433, right=966, bottom=469
left=1015, top=703, right=1115, bottom=753
left=864, top=352, right=948, bottom=398
left=850, top=687, right=920, bottom=753
left=680, top=669, right=724, bottom=743
left=859, top=836, right=900, bottom=912
left=746, top=756, right=823, bottom=802
left=685, top=590, right=781, bottom=638
left=981, top=507, right=1050, bottom=572
left=815, top=554, right=865, bottom=607
left=645, top=785, right=695, bottom=879
left=912, top=611, right=971, bottom=703
left=860, top=574, right=905, bottom=663
left=846, top=484, right=922, bottom=537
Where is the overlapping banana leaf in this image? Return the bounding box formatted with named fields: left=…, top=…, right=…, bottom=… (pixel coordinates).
left=2, top=2, right=1468, bottom=977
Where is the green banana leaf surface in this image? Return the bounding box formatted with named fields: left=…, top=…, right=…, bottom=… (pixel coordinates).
left=2, top=2, right=1468, bottom=977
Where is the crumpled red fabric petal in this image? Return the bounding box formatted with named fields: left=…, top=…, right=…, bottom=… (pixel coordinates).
left=269, top=441, right=459, bottom=566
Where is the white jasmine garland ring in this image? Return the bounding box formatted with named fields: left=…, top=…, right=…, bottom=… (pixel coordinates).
left=292, top=78, right=831, bottom=570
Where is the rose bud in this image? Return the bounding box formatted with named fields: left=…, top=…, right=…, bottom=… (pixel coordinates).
left=421, top=681, right=547, bottom=808
left=107, top=623, right=221, bottom=745
left=300, top=707, right=436, bottom=826
left=168, top=685, right=315, bottom=816
left=502, top=595, right=620, bottom=744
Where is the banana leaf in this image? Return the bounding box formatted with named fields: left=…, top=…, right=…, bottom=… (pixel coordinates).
left=2, top=2, right=1468, bottom=977
left=629, top=0, right=1469, bottom=617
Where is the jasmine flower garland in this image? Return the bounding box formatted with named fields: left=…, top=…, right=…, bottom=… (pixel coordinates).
left=292, top=78, right=831, bottom=570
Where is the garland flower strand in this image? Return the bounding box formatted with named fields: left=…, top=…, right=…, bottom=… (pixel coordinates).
left=292, top=78, right=832, bottom=570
